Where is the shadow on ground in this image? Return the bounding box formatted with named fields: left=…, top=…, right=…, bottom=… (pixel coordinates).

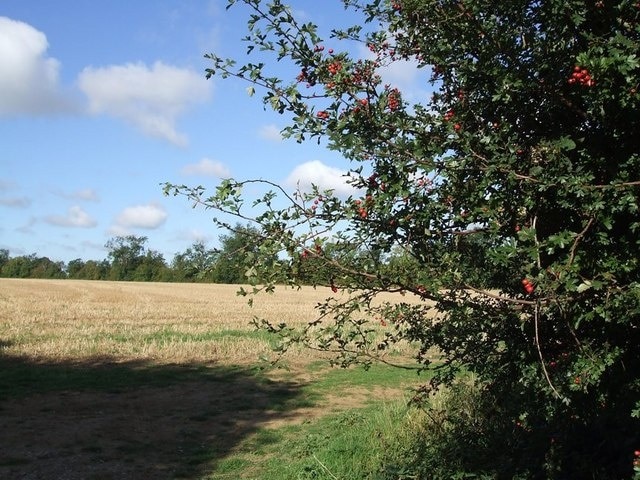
left=0, top=354, right=308, bottom=479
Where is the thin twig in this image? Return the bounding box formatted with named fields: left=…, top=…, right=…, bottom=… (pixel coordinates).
left=568, top=217, right=594, bottom=267
left=533, top=301, right=562, bottom=400
left=532, top=215, right=541, bottom=269
left=464, top=284, right=540, bottom=306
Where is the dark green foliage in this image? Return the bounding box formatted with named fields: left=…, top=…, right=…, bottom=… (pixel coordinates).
left=0, top=253, right=65, bottom=279
left=164, top=0, right=640, bottom=477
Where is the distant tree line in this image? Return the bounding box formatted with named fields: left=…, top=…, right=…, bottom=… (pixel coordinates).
left=0, top=224, right=496, bottom=286
left=0, top=225, right=257, bottom=283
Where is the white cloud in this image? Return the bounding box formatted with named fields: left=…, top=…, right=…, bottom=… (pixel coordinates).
left=0, top=17, right=72, bottom=115
left=285, top=160, right=356, bottom=197
left=78, top=61, right=212, bottom=146
left=181, top=158, right=230, bottom=178
left=258, top=124, right=283, bottom=142
left=45, top=206, right=97, bottom=228
left=114, top=203, right=167, bottom=229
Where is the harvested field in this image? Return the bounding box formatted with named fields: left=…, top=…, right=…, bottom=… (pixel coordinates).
left=0, top=279, right=425, bottom=479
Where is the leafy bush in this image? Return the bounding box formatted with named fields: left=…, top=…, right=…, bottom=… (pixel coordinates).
left=165, top=0, right=640, bottom=477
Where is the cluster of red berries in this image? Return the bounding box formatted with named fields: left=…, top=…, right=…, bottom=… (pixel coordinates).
left=327, top=61, right=342, bottom=75
left=633, top=450, right=640, bottom=469
left=391, top=1, right=402, bottom=11
left=387, top=88, right=401, bottom=111
left=310, top=196, right=323, bottom=213
left=354, top=199, right=368, bottom=219
left=568, top=66, right=595, bottom=87
left=442, top=109, right=462, bottom=131
left=522, top=278, right=535, bottom=295
left=296, top=68, right=308, bottom=83
left=317, top=110, right=329, bottom=120
left=351, top=98, right=369, bottom=115
left=368, top=173, right=379, bottom=188
left=301, top=242, right=323, bottom=260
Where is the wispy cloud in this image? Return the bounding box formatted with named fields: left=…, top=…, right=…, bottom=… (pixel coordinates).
left=55, top=188, right=100, bottom=202
left=181, top=158, right=230, bottom=178
left=78, top=61, right=212, bottom=146
left=0, top=179, right=31, bottom=207
left=258, top=124, right=282, bottom=142
left=44, top=206, right=97, bottom=228
left=0, top=196, right=31, bottom=208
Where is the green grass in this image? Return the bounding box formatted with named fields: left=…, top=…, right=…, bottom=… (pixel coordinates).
left=203, top=362, right=429, bottom=479
left=208, top=398, right=420, bottom=480
left=309, top=362, right=424, bottom=391
left=100, top=328, right=280, bottom=347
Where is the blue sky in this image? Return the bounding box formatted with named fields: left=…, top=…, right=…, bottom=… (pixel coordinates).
left=1, top=1, right=427, bottom=264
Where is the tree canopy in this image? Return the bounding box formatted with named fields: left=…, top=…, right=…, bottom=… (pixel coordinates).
left=165, top=0, right=640, bottom=477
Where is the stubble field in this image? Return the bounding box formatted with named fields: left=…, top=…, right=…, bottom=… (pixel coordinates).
left=0, top=279, right=426, bottom=479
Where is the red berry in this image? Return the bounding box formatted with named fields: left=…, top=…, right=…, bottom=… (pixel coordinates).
left=454, top=123, right=461, bottom=132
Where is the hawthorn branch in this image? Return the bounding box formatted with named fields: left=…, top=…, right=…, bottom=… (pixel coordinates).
left=567, top=217, right=594, bottom=267
left=533, top=301, right=563, bottom=400
left=464, top=284, right=540, bottom=306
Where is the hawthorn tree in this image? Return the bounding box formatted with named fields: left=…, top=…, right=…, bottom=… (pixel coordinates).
left=165, top=0, right=640, bottom=477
